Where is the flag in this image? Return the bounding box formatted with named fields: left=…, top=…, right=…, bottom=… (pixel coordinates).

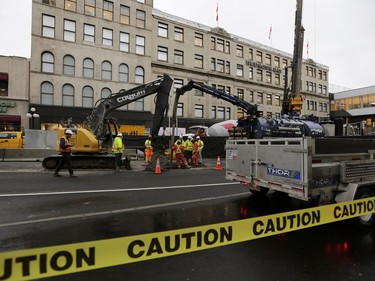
left=268, top=25, right=272, bottom=40
left=216, top=2, right=219, bottom=23
left=306, top=40, right=309, bottom=57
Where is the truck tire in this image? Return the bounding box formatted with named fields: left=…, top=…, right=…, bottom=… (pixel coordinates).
left=354, top=187, right=374, bottom=227
left=249, top=187, right=269, bottom=195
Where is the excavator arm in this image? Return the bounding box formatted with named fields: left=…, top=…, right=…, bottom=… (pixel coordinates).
left=82, top=74, right=173, bottom=140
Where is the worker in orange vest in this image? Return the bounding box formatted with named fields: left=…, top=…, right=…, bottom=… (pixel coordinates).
left=192, top=138, right=199, bottom=168
left=172, top=140, right=190, bottom=169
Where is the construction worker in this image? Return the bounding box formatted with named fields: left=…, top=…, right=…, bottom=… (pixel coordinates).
left=172, top=140, right=190, bottom=169
left=112, top=132, right=124, bottom=172
left=192, top=138, right=199, bottom=167
left=184, top=135, right=193, bottom=165
left=144, top=135, right=153, bottom=164
left=196, top=136, right=204, bottom=165
left=54, top=129, right=76, bottom=177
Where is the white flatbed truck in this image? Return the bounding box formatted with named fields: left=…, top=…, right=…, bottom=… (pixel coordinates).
left=225, top=137, right=375, bottom=226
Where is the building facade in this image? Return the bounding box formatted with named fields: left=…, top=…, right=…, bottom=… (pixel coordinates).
left=2, top=0, right=330, bottom=133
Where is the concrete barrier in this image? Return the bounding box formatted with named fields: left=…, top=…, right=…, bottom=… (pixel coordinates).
left=0, top=148, right=57, bottom=162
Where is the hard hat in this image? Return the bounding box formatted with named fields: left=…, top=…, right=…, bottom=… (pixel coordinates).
left=188, top=136, right=192, bottom=139
left=65, top=129, right=73, bottom=135
left=117, top=132, right=122, bottom=137
left=148, top=135, right=152, bottom=138
left=196, top=136, right=200, bottom=139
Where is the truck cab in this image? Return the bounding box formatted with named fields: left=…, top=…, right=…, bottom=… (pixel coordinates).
left=0, top=131, right=24, bottom=148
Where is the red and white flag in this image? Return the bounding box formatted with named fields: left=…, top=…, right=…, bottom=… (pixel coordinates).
left=268, top=25, right=272, bottom=40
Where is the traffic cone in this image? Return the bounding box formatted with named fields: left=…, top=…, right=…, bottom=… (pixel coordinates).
left=155, top=157, right=161, bottom=174
left=215, top=156, right=223, bottom=171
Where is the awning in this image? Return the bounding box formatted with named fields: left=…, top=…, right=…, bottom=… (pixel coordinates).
left=0, top=115, right=21, bottom=122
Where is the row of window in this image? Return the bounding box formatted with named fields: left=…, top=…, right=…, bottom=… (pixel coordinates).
left=42, top=15, right=147, bottom=55
left=306, top=66, right=328, bottom=81
left=306, top=100, right=329, bottom=112
left=41, top=52, right=145, bottom=83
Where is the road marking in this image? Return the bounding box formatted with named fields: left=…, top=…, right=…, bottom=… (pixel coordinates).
left=0, top=182, right=239, bottom=197
left=0, top=192, right=248, bottom=228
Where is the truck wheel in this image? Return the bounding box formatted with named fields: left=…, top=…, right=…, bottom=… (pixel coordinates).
left=355, top=187, right=374, bottom=227
left=42, top=157, right=59, bottom=170
left=249, top=187, right=269, bottom=195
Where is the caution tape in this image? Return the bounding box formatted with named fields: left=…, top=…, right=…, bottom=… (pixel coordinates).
left=1, top=197, right=375, bottom=280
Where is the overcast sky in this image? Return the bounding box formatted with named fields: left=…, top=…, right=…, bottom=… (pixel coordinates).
left=1, top=0, right=374, bottom=90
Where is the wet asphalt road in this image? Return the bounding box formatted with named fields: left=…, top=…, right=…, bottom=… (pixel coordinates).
left=1, top=162, right=375, bottom=281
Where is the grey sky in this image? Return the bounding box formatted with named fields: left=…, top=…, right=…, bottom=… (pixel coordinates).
left=1, top=0, right=374, bottom=89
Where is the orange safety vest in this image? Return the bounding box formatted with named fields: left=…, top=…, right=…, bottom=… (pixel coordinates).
left=58, top=137, right=71, bottom=153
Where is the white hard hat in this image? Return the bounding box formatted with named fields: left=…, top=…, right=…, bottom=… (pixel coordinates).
left=65, top=129, right=73, bottom=135
left=188, top=136, right=192, bottom=139
left=117, top=132, right=122, bottom=137
left=196, top=136, right=200, bottom=139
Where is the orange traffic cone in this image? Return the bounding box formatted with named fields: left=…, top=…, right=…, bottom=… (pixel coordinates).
left=215, top=156, right=223, bottom=171
left=155, top=157, right=161, bottom=174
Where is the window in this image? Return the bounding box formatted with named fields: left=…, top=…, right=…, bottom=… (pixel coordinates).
left=174, top=50, right=183, bottom=64
left=120, top=5, right=130, bottom=25
left=195, top=104, right=204, bottom=118
left=82, top=86, right=94, bottom=108
left=256, top=69, right=263, bottom=81
left=217, top=106, right=225, bottom=119
left=174, top=78, right=183, bottom=89
left=135, top=66, right=144, bottom=84
left=174, top=27, right=184, bottom=41
left=101, top=88, right=111, bottom=99
left=84, top=0, right=95, bottom=16
left=0, top=73, right=8, bottom=97
left=134, top=98, right=144, bottom=111
left=41, top=82, right=54, bottom=105
left=217, top=59, right=224, bottom=72
left=265, top=54, right=271, bottom=65
left=225, top=61, right=230, bottom=74
left=257, top=92, right=263, bottom=104
left=210, top=58, right=216, bottom=71
left=210, top=37, right=215, bottom=50
left=136, top=10, right=145, bottom=28
left=236, top=45, right=243, bottom=57
left=41, top=52, right=54, bottom=73
left=236, top=64, right=243, bottom=77
left=103, top=1, right=113, bottom=21
left=137, top=0, right=145, bottom=3
left=62, top=84, right=74, bottom=106
left=226, top=107, right=231, bottom=119
left=249, top=91, right=254, bottom=103
left=136, top=36, right=145, bottom=55
left=237, top=88, right=244, bottom=100
left=195, top=33, right=203, bottom=47
left=274, top=56, right=280, bottom=68
left=249, top=67, right=253, bottom=79
left=65, top=0, right=76, bottom=11
left=266, top=71, right=272, bottom=83
left=157, top=46, right=168, bottom=61
left=102, top=28, right=113, bottom=46
left=63, top=19, right=75, bottom=42
left=101, top=61, right=112, bottom=80
left=42, top=14, right=55, bottom=38
left=275, top=95, right=281, bottom=106
left=63, top=55, right=75, bottom=76
left=195, top=54, right=203, bottom=69
left=275, top=74, right=280, bottom=85
left=225, top=41, right=230, bottom=53
left=83, top=58, right=94, bottom=78
left=119, top=64, right=129, bottom=82
left=256, top=51, right=262, bottom=63
left=177, top=102, right=184, bottom=117
left=120, top=32, right=130, bottom=52
left=266, top=94, right=272, bottom=105
left=211, top=106, right=216, bottom=119
left=282, top=59, right=288, bottom=68
left=84, top=24, right=95, bottom=42
left=158, top=22, right=168, bottom=37
left=216, top=38, right=224, bottom=52
left=249, top=48, right=253, bottom=60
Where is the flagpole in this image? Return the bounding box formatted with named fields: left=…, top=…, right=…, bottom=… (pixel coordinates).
left=216, top=2, right=219, bottom=27
left=268, top=24, right=272, bottom=47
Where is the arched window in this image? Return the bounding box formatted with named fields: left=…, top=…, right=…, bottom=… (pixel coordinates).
left=101, top=87, right=111, bottom=99
left=119, top=63, right=129, bottom=82
left=101, top=61, right=112, bottom=80
left=41, top=52, right=54, bottom=73
left=63, top=55, right=75, bottom=76
left=82, top=85, right=94, bottom=108
left=135, top=66, right=144, bottom=84
left=40, top=82, right=54, bottom=105
left=62, top=84, right=74, bottom=106
left=83, top=58, right=94, bottom=78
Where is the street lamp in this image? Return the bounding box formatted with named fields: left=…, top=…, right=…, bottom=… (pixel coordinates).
left=26, top=107, right=40, bottom=129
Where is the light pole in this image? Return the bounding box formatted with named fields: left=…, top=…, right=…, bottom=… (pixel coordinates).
left=26, top=107, right=40, bottom=129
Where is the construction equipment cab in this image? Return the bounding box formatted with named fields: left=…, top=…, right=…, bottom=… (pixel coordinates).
left=0, top=131, right=24, bottom=148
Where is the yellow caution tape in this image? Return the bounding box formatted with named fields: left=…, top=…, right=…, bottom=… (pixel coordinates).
left=1, top=197, right=375, bottom=280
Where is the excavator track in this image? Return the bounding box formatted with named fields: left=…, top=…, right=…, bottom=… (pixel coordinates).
left=42, top=154, right=118, bottom=170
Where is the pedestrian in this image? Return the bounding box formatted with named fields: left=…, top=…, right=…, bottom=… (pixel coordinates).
left=54, top=129, right=76, bottom=177
left=172, top=140, right=190, bottom=169
left=184, top=135, right=193, bottom=164
left=196, top=136, right=204, bottom=165
left=112, top=132, right=124, bottom=172
left=144, top=135, right=153, bottom=164
left=192, top=138, right=199, bottom=167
